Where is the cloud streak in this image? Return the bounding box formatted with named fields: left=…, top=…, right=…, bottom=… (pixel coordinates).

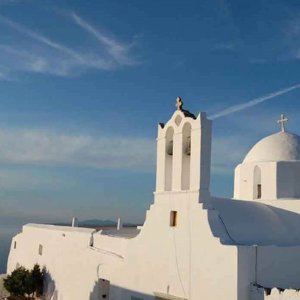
left=70, top=12, right=136, bottom=66
left=0, top=15, right=83, bottom=60
left=0, top=129, right=155, bottom=172
left=211, top=135, right=249, bottom=175
left=0, top=13, right=138, bottom=77
left=210, top=83, right=300, bottom=119
left=0, top=127, right=251, bottom=176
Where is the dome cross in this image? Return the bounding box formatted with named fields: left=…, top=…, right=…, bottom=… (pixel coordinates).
left=277, top=114, right=288, bottom=132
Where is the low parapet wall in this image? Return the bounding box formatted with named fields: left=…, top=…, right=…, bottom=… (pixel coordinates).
left=251, top=284, right=300, bottom=300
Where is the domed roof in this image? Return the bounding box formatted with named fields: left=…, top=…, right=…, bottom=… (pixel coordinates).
left=243, top=131, right=300, bottom=163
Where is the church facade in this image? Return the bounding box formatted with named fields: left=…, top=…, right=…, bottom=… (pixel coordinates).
left=6, top=101, right=300, bottom=300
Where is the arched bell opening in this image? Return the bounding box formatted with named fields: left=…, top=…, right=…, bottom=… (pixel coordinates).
left=253, top=166, right=262, bottom=199
left=165, top=127, right=174, bottom=191
left=181, top=123, right=192, bottom=190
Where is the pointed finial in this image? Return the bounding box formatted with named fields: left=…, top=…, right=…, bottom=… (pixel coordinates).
left=277, top=114, right=288, bottom=132
left=176, top=97, right=183, bottom=111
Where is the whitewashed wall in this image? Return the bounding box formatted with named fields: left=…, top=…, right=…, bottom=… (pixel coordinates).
left=7, top=197, right=238, bottom=300
left=234, top=162, right=277, bottom=200
left=234, top=160, right=300, bottom=200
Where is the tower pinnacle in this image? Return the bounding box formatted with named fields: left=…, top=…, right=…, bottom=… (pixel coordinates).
left=176, top=97, right=183, bottom=111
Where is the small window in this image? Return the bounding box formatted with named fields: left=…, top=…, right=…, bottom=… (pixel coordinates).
left=14, top=241, right=17, bottom=249
left=38, top=244, right=43, bottom=256
left=131, top=297, right=143, bottom=300
left=257, top=184, right=262, bottom=199
left=170, top=211, right=178, bottom=227
left=89, top=235, right=94, bottom=247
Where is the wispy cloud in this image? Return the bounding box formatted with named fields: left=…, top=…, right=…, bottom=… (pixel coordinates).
left=277, top=15, right=300, bottom=61
left=0, top=0, right=20, bottom=5
left=209, top=83, right=300, bottom=119
left=0, top=13, right=138, bottom=77
left=0, top=129, right=155, bottom=172
left=70, top=12, right=137, bottom=66
left=0, top=70, right=8, bottom=80
left=0, top=44, right=99, bottom=77
left=211, top=135, right=248, bottom=175
left=0, top=15, right=82, bottom=59
left=0, top=168, right=71, bottom=191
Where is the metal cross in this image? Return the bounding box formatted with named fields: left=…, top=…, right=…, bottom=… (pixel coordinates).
left=176, top=97, right=183, bottom=111
left=277, top=114, right=288, bottom=132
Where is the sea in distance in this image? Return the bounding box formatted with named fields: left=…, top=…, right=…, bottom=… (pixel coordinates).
left=0, top=224, right=21, bottom=273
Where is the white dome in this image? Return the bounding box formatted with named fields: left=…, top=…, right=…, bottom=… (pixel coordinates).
left=243, top=131, right=300, bottom=163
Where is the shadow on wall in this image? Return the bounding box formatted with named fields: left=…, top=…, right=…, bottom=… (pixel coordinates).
left=89, top=280, right=157, bottom=300
left=208, top=198, right=300, bottom=246
left=90, top=280, right=100, bottom=300
left=42, top=270, right=155, bottom=300
left=206, top=199, right=300, bottom=299
left=43, top=268, right=58, bottom=300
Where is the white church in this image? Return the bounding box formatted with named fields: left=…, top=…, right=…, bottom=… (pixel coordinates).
left=7, top=99, right=300, bottom=300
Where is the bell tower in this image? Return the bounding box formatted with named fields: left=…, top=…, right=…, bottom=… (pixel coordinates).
left=155, top=97, right=212, bottom=203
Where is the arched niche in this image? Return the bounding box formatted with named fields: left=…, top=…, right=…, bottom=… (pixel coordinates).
left=175, top=115, right=182, bottom=126
left=165, top=127, right=174, bottom=191
left=181, top=122, right=192, bottom=190
left=253, top=166, right=262, bottom=199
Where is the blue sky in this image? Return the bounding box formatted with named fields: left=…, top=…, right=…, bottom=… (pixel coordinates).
left=0, top=0, right=300, bottom=224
